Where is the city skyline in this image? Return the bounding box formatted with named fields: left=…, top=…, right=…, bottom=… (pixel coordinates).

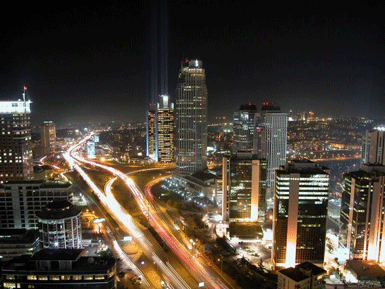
left=0, top=1, right=384, bottom=126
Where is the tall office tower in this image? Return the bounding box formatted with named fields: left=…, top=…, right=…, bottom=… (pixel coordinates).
left=146, top=96, right=174, bottom=162
left=362, top=128, right=385, bottom=165
left=222, top=152, right=266, bottom=222
left=157, top=95, right=174, bottom=162
left=0, top=98, right=33, bottom=184
left=0, top=180, right=73, bottom=229
left=41, top=120, right=56, bottom=152
left=175, top=59, right=208, bottom=174
left=146, top=104, right=157, bottom=160
left=37, top=199, right=82, bottom=249
left=258, top=103, right=287, bottom=203
left=339, top=164, right=385, bottom=262
left=272, top=160, right=330, bottom=269
left=232, top=103, right=259, bottom=153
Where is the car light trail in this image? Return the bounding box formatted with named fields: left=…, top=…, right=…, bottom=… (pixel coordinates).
left=112, top=239, right=150, bottom=287
left=64, top=137, right=192, bottom=289
left=65, top=135, right=231, bottom=289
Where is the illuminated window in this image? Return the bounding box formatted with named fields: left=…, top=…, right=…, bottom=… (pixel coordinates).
left=61, top=276, right=70, bottom=281
left=27, top=275, right=37, bottom=280
left=95, top=275, right=105, bottom=280
left=38, top=276, right=48, bottom=281
left=3, top=283, right=16, bottom=288
left=84, top=276, right=93, bottom=280
left=5, top=276, right=15, bottom=280
left=72, top=276, right=82, bottom=280
left=49, top=276, right=60, bottom=281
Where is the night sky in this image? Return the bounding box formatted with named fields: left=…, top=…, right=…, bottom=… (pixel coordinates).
left=1, top=0, right=384, bottom=126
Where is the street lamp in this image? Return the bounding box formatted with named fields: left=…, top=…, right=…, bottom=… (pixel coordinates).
left=218, top=257, right=223, bottom=274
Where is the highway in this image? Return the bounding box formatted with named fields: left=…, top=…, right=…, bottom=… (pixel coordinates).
left=64, top=137, right=191, bottom=289
left=142, top=177, right=239, bottom=289
left=64, top=134, right=234, bottom=289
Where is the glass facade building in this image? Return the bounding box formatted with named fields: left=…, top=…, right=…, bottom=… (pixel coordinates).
left=157, top=95, right=174, bottom=163
left=175, top=59, right=208, bottom=173
left=146, top=96, right=174, bottom=163
left=272, top=160, right=329, bottom=268
left=339, top=164, right=385, bottom=262
left=232, top=103, right=258, bottom=154
left=146, top=104, right=156, bottom=161
left=222, top=152, right=266, bottom=222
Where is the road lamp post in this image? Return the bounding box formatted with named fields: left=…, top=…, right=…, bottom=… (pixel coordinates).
left=218, top=257, right=223, bottom=275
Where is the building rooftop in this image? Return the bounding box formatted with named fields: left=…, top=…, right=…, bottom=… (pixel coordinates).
left=36, top=199, right=81, bottom=220
left=298, top=261, right=326, bottom=276
left=239, top=103, right=257, bottom=111
left=228, top=222, right=263, bottom=239
left=277, top=159, right=329, bottom=174
left=1, top=180, right=72, bottom=189
left=31, top=249, right=84, bottom=261
left=3, top=249, right=115, bottom=273
left=228, top=151, right=261, bottom=160
left=280, top=267, right=309, bottom=282
left=344, top=165, right=385, bottom=180
left=189, top=171, right=216, bottom=182
left=279, top=262, right=326, bottom=282
left=346, top=260, right=385, bottom=280
left=261, top=102, right=281, bottom=111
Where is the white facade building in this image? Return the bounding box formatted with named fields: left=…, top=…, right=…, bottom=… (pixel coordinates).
left=37, top=199, right=82, bottom=249
left=258, top=103, right=287, bottom=202
left=0, top=180, right=73, bottom=229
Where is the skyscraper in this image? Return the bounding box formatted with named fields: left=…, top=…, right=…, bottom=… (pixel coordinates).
left=157, top=95, right=174, bottom=162
left=272, top=160, right=330, bottom=268
left=362, top=128, right=385, bottom=165
left=339, top=163, right=385, bottom=262
left=0, top=96, right=33, bottom=184
left=175, top=59, right=208, bottom=174
left=146, top=104, right=156, bottom=160
left=232, top=103, right=258, bottom=154
left=258, top=103, right=287, bottom=203
left=41, top=120, right=56, bottom=153
left=146, top=96, right=174, bottom=163
left=221, top=152, right=266, bottom=222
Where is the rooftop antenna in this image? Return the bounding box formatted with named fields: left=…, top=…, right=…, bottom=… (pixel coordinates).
left=23, top=86, right=27, bottom=102
left=23, top=86, right=28, bottom=116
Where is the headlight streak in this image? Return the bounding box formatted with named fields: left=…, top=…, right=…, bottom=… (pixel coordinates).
left=64, top=137, right=191, bottom=289
left=65, top=134, right=230, bottom=289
